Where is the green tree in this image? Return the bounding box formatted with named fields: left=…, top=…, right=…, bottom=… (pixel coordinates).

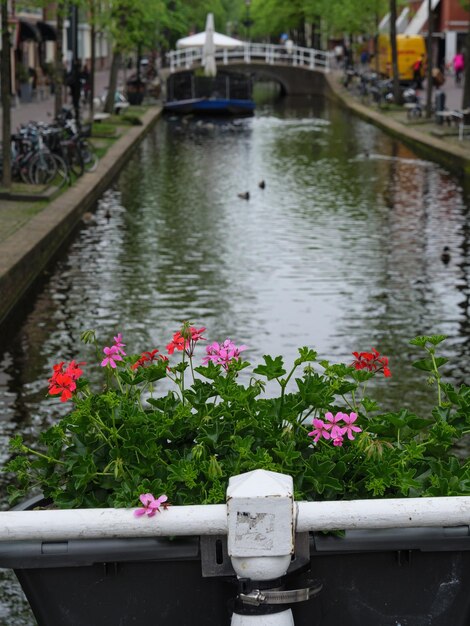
left=1, top=0, right=11, bottom=188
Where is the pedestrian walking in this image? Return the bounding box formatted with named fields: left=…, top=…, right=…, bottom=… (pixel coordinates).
left=80, top=64, right=91, bottom=104
left=412, top=55, right=425, bottom=89
left=35, top=66, right=47, bottom=101
left=453, top=52, right=464, bottom=86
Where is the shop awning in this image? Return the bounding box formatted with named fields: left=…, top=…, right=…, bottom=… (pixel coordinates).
left=19, top=20, right=41, bottom=42
left=37, top=21, right=57, bottom=41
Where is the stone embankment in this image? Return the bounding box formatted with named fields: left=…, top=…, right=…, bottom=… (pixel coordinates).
left=325, top=72, right=470, bottom=176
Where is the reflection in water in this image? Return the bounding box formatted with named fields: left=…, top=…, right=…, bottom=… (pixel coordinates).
left=0, top=94, right=469, bottom=622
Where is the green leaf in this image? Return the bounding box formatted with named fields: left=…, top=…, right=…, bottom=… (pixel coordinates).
left=409, top=335, right=447, bottom=348
left=412, top=357, right=448, bottom=372
left=294, top=347, right=317, bottom=366
left=253, top=355, right=286, bottom=380
left=428, top=335, right=447, bottom=346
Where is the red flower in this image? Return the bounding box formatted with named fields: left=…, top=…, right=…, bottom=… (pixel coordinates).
left=132, top=349, right=166, bottom=370
left=166, top=326, right=206, bottom=356
left=48, top=360, right=84, bottom=402
left=351, top=348, right=391, bottom=377
left=166, top=332, right=186, bottom=355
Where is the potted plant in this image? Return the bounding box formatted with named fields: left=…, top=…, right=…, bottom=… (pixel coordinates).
left=2, top=325, right=470, bottom=625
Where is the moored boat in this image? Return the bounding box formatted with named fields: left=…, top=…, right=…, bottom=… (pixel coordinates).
left=164, top=70, right=255, bottom=116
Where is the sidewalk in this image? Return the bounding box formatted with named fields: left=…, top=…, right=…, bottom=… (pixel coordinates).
left=0, top=69, right=126, bottom=140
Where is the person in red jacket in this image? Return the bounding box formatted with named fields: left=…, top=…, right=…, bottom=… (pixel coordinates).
left=413, top=54, right=424, bottom=89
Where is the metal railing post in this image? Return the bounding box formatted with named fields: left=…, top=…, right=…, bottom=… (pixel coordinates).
left=227, top=470, right=295, bottom=626
left=244, top=44, right=250, bottom=64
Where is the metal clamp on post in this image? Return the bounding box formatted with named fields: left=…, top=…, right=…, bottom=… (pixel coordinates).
left=227, top=469, right=316, bottom=625
left=239, top=581, right=323, bottom=606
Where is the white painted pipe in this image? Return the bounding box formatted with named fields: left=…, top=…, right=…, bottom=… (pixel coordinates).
left=0, top=496, right=468, bottom=542
left=296, top=496, right=470, bottom=532
left=0, top=504, right=227, bottom=541
left=232, top=610, right=294, bottom=626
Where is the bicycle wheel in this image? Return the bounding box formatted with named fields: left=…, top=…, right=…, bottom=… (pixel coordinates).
left=81, top=141, right=99, bottom=172
left=29, top=151, right=57, bottom=186
left=48, top=154, right=70, bottom=190
left=68, top=144, right=84, bottom=178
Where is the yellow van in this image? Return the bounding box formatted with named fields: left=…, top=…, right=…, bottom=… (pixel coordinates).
left=377, top=34, right=426, bottom=83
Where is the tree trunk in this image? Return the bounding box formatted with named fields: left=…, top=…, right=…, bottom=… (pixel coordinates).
left=375, top=11, right=380, bottom=74
left=1, top=0, right=11, bottom=188
left=425, top=0, right=434, bottom=118
left=463, top=16, right=470, bottom=109
left=389, top=0, right=401, bottom=103
left=90, top=0, right=95, bottom=118
left=104, top=49, right=120, bottom=114
left=54, top=8, right=64, bottom=118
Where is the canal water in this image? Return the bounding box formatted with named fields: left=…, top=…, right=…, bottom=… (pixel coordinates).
left=0, top=91, right=469, bottom=622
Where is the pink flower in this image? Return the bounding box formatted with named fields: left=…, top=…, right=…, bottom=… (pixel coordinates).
left=332, top=437, right=344, bottom=447
left=325, top=411, right=345, bottom=440
left=134, top=493, right=168, bottom=517
left=308, top=419, right=331, bottom=443
left=340, top=412, right=362, bottom=441
left=101, top=345, right=123, bottom=368
left=113, top=333, right=126, bottom=356
left=202, top=339, right=248, bottom=371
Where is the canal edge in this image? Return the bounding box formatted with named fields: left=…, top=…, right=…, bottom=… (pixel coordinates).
left=324, top=73, right=470, bottom=177
left=0, top=106, right=163, bottom=327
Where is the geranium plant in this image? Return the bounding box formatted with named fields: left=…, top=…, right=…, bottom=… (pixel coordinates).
left=5, top=325, right=470, bottom=508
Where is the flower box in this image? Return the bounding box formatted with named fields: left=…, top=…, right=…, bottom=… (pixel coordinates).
left=3, top=326, right=469, bottom=624
left=1, top=496, right=470, bottom=626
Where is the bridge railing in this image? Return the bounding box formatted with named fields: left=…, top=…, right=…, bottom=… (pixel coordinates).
left=168, top=42, right=332, bottom=74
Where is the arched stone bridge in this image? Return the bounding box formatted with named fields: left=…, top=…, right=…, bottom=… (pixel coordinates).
left=166, top=43, right=333, bottom=96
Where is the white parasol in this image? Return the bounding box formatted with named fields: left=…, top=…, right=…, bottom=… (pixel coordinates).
left=202, top=13, right=217, bottom=77
left=176, top=30, right=243, bottom=50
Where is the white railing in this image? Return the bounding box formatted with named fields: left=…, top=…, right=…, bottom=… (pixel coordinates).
left=168, top=42, right=332, bottom=74
left=0, top=479, right=468, bottom=542
left=0, top=495, right=469, bottom=541
left=0, top=470, right=468, bottom=626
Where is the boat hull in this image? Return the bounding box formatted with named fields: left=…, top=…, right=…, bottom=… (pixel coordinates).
left=164, top=97, right=255, bottom=116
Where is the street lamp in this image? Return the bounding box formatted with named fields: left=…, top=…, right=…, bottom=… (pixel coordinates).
left=243, top=0, right=253, bottom=43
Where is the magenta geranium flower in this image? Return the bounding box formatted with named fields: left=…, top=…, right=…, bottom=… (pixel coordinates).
left=134, top=493, right=168, bottom=518
left=340, top=412, right=362, bottom=441
left=202, top=339, right=247, bottom=370
left=113, top=333, right=126, bottom=356
left=308, top=419, right=331, bottom=443
left=325, top=411, right=345, bottom=440
left=101, top=345, right=123, bottom=368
